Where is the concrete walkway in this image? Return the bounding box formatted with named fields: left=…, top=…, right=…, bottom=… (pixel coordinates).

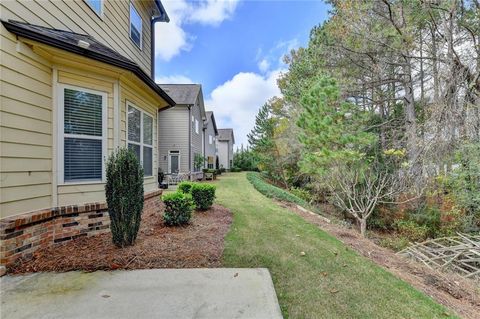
left=1, top=268, right=283, bottom=319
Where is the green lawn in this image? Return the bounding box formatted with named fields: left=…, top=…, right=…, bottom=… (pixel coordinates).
left=217, top=172, right=456, bottom=319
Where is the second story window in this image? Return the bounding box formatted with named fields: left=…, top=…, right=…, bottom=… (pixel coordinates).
left=129, top=3, right=142, bottom=49
left=85, top=0, right=103, bottom=17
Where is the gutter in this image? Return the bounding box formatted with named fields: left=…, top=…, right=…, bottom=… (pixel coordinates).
left=188, top=105, right=192, bottom=177
left=1, top=19, right=175, bottom=107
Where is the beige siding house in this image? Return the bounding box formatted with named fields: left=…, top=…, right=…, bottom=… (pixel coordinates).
left=217, top=128, right=235, bottom=170
left=157, top=84, right=206, bottom=179
left=0, top=0, right=174, bottom=267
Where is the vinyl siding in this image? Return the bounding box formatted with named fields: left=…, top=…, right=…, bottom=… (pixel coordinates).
left=203, top=119, right=216, bottom=165
left=217, top=139, right=234, bottom=169
left=190, top=99, right=203, bottom=172
left=158, top=106, right=190, bottom=173
left=217, top=141, right=230, bottom=169
left=0, top=24, right=54, bottom=217
left=0, top=33, right=165, bottom=218
left=0, top=0, right=155, bottom=75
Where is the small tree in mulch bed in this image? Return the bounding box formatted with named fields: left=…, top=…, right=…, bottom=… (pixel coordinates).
left=105, top=147, right=144, bottom=247
left=191, top=184, right=216, bottom=211
left=162, top=192, right=194, bottom=226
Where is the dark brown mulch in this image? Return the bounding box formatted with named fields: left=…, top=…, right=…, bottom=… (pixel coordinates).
left=9, top=204, right=233, bottom=274
left=278, top=201, right=480, bottom=319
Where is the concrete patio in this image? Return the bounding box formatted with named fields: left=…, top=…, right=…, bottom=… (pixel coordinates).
left=1, top=268, right=282, bottom=319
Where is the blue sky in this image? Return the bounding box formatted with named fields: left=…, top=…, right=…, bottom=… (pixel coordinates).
left=154, top=0, right=330, bottom=147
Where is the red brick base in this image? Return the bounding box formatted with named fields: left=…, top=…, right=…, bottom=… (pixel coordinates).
left=0, top=189, right=162, bottom=268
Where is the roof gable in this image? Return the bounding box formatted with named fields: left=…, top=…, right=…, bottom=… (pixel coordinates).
left=204, top=111, right=218, bottom=135
left=218, top=128, right=235, bottom=144
left=157, top=84, right=201, bottom=105
left=158, top=84, right=206, bottom=120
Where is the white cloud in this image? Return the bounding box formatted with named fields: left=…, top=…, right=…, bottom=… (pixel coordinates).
left=258, top=59, right=270, bottom=73
left=256, top=38, right=300, bottom=76
left=188, top=0, right=239, bottom=26
left=155, top=0, right=240, bottom=61
left=155, top=74, right=194, bottom=84
left=206, top=69, right=285, bottom=147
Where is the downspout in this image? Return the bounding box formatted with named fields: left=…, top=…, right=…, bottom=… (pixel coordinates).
left=188, top=105, right=192, bottom=178
left=203, top=127, right=206, bottom=168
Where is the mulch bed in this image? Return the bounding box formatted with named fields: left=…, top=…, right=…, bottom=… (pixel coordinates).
left=8, top=204, right=233, bottom=274
left=278, top=201, right=480, bottom=319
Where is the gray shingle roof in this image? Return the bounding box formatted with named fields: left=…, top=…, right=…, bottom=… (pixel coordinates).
left=204, top=111, right=218, bottom=134
left=157, top=84, right=201, bottom=105
left=218, top=128, right=235, bottom=143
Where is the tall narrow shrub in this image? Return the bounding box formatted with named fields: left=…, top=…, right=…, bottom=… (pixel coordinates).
left=105, top=148, right=144, bottom=247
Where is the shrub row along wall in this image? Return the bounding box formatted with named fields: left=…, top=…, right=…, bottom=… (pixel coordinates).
left=0, top=190, right=162, bottom=268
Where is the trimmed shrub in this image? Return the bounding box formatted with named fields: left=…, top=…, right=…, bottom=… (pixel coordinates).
left=246, top=172, right=309, bottom=208
left=162, top=192, right=194, bottom=226
left=105, top=148, right=144, bottom=247
left=178, top=181, right=195, bottom=194
left=230, top=167, right=242, bottom=172
left=191, top=183, right=216, bottom=210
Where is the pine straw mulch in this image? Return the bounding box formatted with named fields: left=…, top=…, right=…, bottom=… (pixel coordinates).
left=8, top=204, right=233, bottom=274
left=277, top=201, right=480, bottom=319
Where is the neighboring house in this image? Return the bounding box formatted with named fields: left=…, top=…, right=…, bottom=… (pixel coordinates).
left=217, top=129, right=235, bottom=170
left=157, top=84, right=206, bottom=179
left=203, top=111, right=218, bottom=169
left=0, top=0, right=174, bottom=267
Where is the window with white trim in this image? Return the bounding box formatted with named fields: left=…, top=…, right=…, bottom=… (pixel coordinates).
left=85, top=0, right=103, bottom=16
left=59, top=86, right=107, bottom=183
left=195, top=119, right=199, bottom=134
left=209, top=135, right=213, bottom=144
left=129, top=3, right=142, bottom=49
left=127, top=103, right=153, bottom=176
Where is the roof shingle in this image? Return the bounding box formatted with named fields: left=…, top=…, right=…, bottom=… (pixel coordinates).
left=218, top=128, right=235, bottom=143
left=157, top=84, right=201, bottom=105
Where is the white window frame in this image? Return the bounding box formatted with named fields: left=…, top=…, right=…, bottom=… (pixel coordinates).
left=168, top=150, right=180, bottom=174
left=129, top=2, right=143, bottom=50
left=195, top=119, right=199, bottom=134
left=85, top=0, right=103, bottom=18
left=57, top=84, right=108, bottom=185
left=209, top=135, right=213, bottom=144
left=126, top=102, right=154, bottom=177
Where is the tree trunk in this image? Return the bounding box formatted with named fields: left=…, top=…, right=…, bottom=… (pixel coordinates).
left=360, top=218, right=367, bottom=238
left=402, top=56, right=419, bottom=177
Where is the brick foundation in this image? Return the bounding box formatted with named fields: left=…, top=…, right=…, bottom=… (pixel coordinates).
left=0, top=189, right=162, bottom=268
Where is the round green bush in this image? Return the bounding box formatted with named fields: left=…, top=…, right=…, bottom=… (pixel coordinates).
left=178, top=181, right=195, bottom=194
left=191, top=183, right=216, bottom=211
left=162, top=192, right=194, bottom=226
